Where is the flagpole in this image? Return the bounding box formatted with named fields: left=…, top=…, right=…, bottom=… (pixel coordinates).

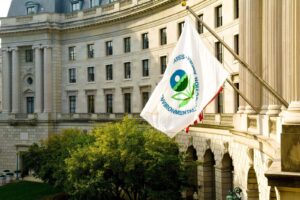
left=185, top=5, right=289, bottom=108
left=226, top=78, right=259, bottom=113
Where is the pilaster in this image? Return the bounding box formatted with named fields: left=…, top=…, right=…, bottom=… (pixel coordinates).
left=11, top=47, right=20, bottom=114
left=33, top=45, right=43, bottom=113
left=43, top=46, right=52, bottom=113
left=2, top=49, right=11, bottom=113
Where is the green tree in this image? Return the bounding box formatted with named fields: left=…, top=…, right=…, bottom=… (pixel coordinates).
left=66, top=117, right=185, bottom=200
left=23, top=129, right=95, bottom=189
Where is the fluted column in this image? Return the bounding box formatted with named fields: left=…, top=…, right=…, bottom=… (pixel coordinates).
left=262, top=0, right=282, bottom=115
left=34, top=46, right=43, bottom=113
left=237, top=0, right=247, bottom=113
left=244, top=0, right=262, bottom=114
left=282, top=0, right=300, bottom=123
left=11, top=48, right=20, bottom=114
left=43, top=46, right=52, bottom=113
left=2, top=49, right=11, bottom=113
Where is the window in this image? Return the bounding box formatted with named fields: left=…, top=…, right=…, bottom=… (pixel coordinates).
left=124, top=62, right=131, bottom=79
left=124, top=37, right=131, bottom=53
left=142, top=92, right=149, bottom=108
left=160, top=28, right=167, bottom=45
left=106, top=64, right=113, bottom=80
left=87, top=67, right=95, bottom=82
left=106, top=94, right=113, bottom=113
left=178, top=22, right=185, bottom=37
left=124, top=93, right=131, bottom=113
left=197, top=14, right=204, bottom=34
left=69, top=68, right=76, bottom=83
left=234, top=0, right=239, bottom=19
left=215, top=5, right=222, bottom=27
left=216, top=91, right=223, bottom=113
left=69, top=96, right=76, bottom=113
left=87, top=95, right=95, bottom=113
left=69, top=46, right=75, bottom=61
left=234, top=83, right=239, bottom=112
left=25, top=49, right=33, bottom=62
left=26, top=97, right=34, bottom=114
left=27, top=7, right=36, bottom=15
left=87, top=44, right=94, bottom=58
left=90, top=0, right=97, bottom=8
left=142, top=59, right=149, bottom=77
left=160, top=56, right=167, bottom=74
left=106, top=41, right=113, bottom=56
left=142, top=33, right=149, bottom=49
left=234, top=34, right=239, bottom=55
left=215, top=42, right=223, bottom=63
left=72, top=2, right=80, bottom=12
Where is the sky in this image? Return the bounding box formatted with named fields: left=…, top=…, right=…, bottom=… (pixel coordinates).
left=0, top=0, right=12, bottom=17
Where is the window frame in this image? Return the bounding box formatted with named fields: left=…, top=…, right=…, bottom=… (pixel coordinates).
left=69, top=68, right=76, bottom=83
left=124, top=62, right=131, bottom=79
left=142, top=33, right=149, bottom=49
left=87, top=66, right=95, bottom=82
left=106, top=41, right=113, bottom=56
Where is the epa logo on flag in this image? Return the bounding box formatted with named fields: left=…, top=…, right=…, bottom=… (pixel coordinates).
left=160, top=54, right=200, bottom=115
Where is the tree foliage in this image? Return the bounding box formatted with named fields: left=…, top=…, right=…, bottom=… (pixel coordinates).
left=24, top=118, right=186, bottom=200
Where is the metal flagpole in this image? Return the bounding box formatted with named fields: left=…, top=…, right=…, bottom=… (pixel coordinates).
left=226, top=78, right=259, bottom=113
left=185, top=5, right=289, bottom=108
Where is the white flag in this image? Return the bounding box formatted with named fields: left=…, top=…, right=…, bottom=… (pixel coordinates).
left=141, top=17, right=229, bottom=137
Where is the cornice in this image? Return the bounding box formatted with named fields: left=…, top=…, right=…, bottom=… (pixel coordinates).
left=0, top=0, right=178, bottom=36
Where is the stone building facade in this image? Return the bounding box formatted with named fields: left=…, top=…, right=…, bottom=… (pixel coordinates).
left=0, top=0, right=300, bottom=199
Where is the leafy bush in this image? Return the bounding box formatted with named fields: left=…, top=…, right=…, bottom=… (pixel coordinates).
left=65, top=117, right=185, bottom=200
left=23, top=129, right=95, bottom=188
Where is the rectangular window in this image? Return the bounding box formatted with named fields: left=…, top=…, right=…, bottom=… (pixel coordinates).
left=142, top=92, right=149, bottom=108
left=142, top=33, right=149, bottom=49
left=234, top=83, right=239, bottom=112
left=234, top=34, right=239, bottom=55
left=87, top=44, right=94, bottom=58
left=106, top=94, right=113, bottom=113
left=26, top=97, right=34, bottom=114
left=216, top=91, right=223, bottom=113
left=106, top=64, right=113, bottom=80
left=69, top=96, right=76, bottom=113
left=90, top=0, right=97, bottom=8
left=215, top=42, right=223, bottom=63
left=106, top=41, right=113, bottom=56
left=124, top=37, right=131, bottom=53
left=178, top=22, right=185, bottom=37
left=87, top=67, right=95, bottom=82
left=27, top=7, right=36, bottom=15
left=87, top=95, right=95, bottom=113
left=124, top=62, right=131, bottom=79
left=215, top=5, right=222, bottom=27
left=69, top=46, right=75, bottom=61
left=142, top=59, right=149, bottom=77
left=72, top=2, right=80, bottom=11
left=160, top=56, right=167, bottom=74
left=25, top=49, right=33, bottom=62
left=234, top=0, right=239, bottom=19
left=197, top=14, right=204, bottom=34
left=124, top=93, right=131, bottom=113
left=160, top=28, right=167, bottom=45
left=69, top=68, right=76, bottom=83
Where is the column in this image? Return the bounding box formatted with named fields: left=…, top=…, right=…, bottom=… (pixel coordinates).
left=2, top=49, right=11, bottom=113
left=237, top=0, right=247, bottom=113
left=43, top=46, right=52, bottom=113
left=261, top=0, right=282, bottom=115
left=34, top=46, right=43, bottom=113
left=282, top=0, right=300, bottom=123
left=244, top=0, right=263, bottom=114
left=11, top=48, right=20, bottom=114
